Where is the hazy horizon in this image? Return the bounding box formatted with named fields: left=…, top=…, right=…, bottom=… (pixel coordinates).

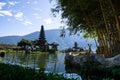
left=0, top=28, right=62, bottom=37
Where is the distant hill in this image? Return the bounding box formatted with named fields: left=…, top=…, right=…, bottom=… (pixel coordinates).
left=0, top=29, right=96, bottom=50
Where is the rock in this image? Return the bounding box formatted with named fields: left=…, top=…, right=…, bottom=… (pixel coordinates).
left=65, top=53, right=106, bottom=65
left=113, top=54, right=120, bottom=65
left=106, top=54, right=120, bottom=66
left=92, top=54, right=107, bottom=65
left=65, top=53, right=120, bottom=67
left=0, top=52, right=5, bottom=57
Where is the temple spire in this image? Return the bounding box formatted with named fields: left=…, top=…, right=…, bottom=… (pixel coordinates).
left=39, top=25, right=46, bottom=40
left=39, top=25, right=48, bottom=52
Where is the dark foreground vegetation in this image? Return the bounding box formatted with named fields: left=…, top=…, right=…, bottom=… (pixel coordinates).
left=65, top=60, right=120, bottom=80
left=0, top=63, right=76, bottom=80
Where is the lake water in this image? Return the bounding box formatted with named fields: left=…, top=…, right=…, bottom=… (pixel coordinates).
left=0, top=52, right=82, bottom=79
left=2, top=52, right=65, bottom=73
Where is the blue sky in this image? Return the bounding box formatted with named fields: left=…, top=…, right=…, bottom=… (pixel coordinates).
left=0, top=0, right=64, bottom=37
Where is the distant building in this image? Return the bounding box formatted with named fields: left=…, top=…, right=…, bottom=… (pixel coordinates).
left=72, top=42, right=84, bottom=52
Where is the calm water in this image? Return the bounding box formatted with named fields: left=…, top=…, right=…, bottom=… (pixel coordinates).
left=0, top=52, right=82, bottom=80
left=2, top=52, right=66, bottom=73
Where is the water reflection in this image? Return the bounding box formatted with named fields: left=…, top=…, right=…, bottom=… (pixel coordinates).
left=2, top=52, right=65, bottom=73
left=1, top=52, right=82, bottom=80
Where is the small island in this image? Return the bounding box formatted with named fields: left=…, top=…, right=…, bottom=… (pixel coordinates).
left=17, top=25, right=59, bottom=53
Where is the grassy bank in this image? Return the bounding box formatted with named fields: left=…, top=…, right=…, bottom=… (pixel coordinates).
left=0, top=63, right=76, bottom=80
left=0, top=49, right=60, bottom=54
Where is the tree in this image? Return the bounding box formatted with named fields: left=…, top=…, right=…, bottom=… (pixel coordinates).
left=17, top=39, right=32, bottom=50
left=33, top=39, right=39, bottom=46
left=52, top=0, right=120, bottom=57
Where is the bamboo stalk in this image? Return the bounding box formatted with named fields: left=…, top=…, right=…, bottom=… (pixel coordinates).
left=78, top=0, right=105, bottom=56
left=109, top=0, right=120, bottom=41
left=99, top=0, right=112, bottom=56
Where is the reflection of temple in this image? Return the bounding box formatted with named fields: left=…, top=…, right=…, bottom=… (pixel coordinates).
left=38, top=25, right=59, bottom=52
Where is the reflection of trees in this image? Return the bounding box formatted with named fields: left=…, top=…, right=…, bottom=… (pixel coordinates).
left=3, top=53, right=28, bottom=65
left=4, top=52, right=65, bottom=73
left=36, top=53, right=49, bottom=69
left=46, top=53, right=58, bottom=72
left=16, top=53, right=50, bottom=69
left=17, top=53, right=30, bottom=65
left=48, top=54, right=57, bottom=62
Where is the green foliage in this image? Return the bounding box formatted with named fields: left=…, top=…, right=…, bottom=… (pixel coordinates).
left=46, top=73, right=71, bottom=80
left=0, top=50, right=6, bottom=53
left=52, top=0, right=120, bottom=38
left=6, top=49, right=14, bottom=53
left=17, top=39, right=33, bottom=50
left=65, top=60, right=120, bottom=80
left=0, top=63, right=40, bottom=80
left=33, top=39, right=39, bottom=46
left=52, top=0, right=120, bottom=57
left=52, top=0, right=100, bottom=38
left=0, top=63, right=76, bottom=80
left=110, top=66, right=120, bottom=76
left=102, top=78, right=114, bottom=80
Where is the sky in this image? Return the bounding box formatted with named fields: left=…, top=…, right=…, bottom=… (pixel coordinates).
left=0, top=0, right=64, bottom=37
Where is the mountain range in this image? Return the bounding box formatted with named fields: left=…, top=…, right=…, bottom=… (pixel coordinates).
left=0, top=29, right=96, bottom=50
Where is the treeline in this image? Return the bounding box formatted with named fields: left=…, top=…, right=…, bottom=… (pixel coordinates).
left=0, top=43, right=17, bottom=49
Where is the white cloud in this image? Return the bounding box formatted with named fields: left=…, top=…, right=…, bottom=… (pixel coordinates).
left=0, top=10, right=12, bottom=16
left=0, top=2, right=6, bottom=10
left=14, top=12, right=23, bottom=18
left=22, top=20, right=32, bottom=26
left=43, top=18, right=53, bottom=24
left=0, top=2, right=13, bottom=17
left=8, top=1, right=18, bottom=6
left=14, top=12, right=24, bottom=21
left=26, top=0, right=38, bottom=4
left=14, top=12, right=32, bottom=26
left=0, top=13, right=4, bottom=16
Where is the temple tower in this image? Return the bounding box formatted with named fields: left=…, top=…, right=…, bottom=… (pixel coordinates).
left=39, top=25, right=49, bottom=52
